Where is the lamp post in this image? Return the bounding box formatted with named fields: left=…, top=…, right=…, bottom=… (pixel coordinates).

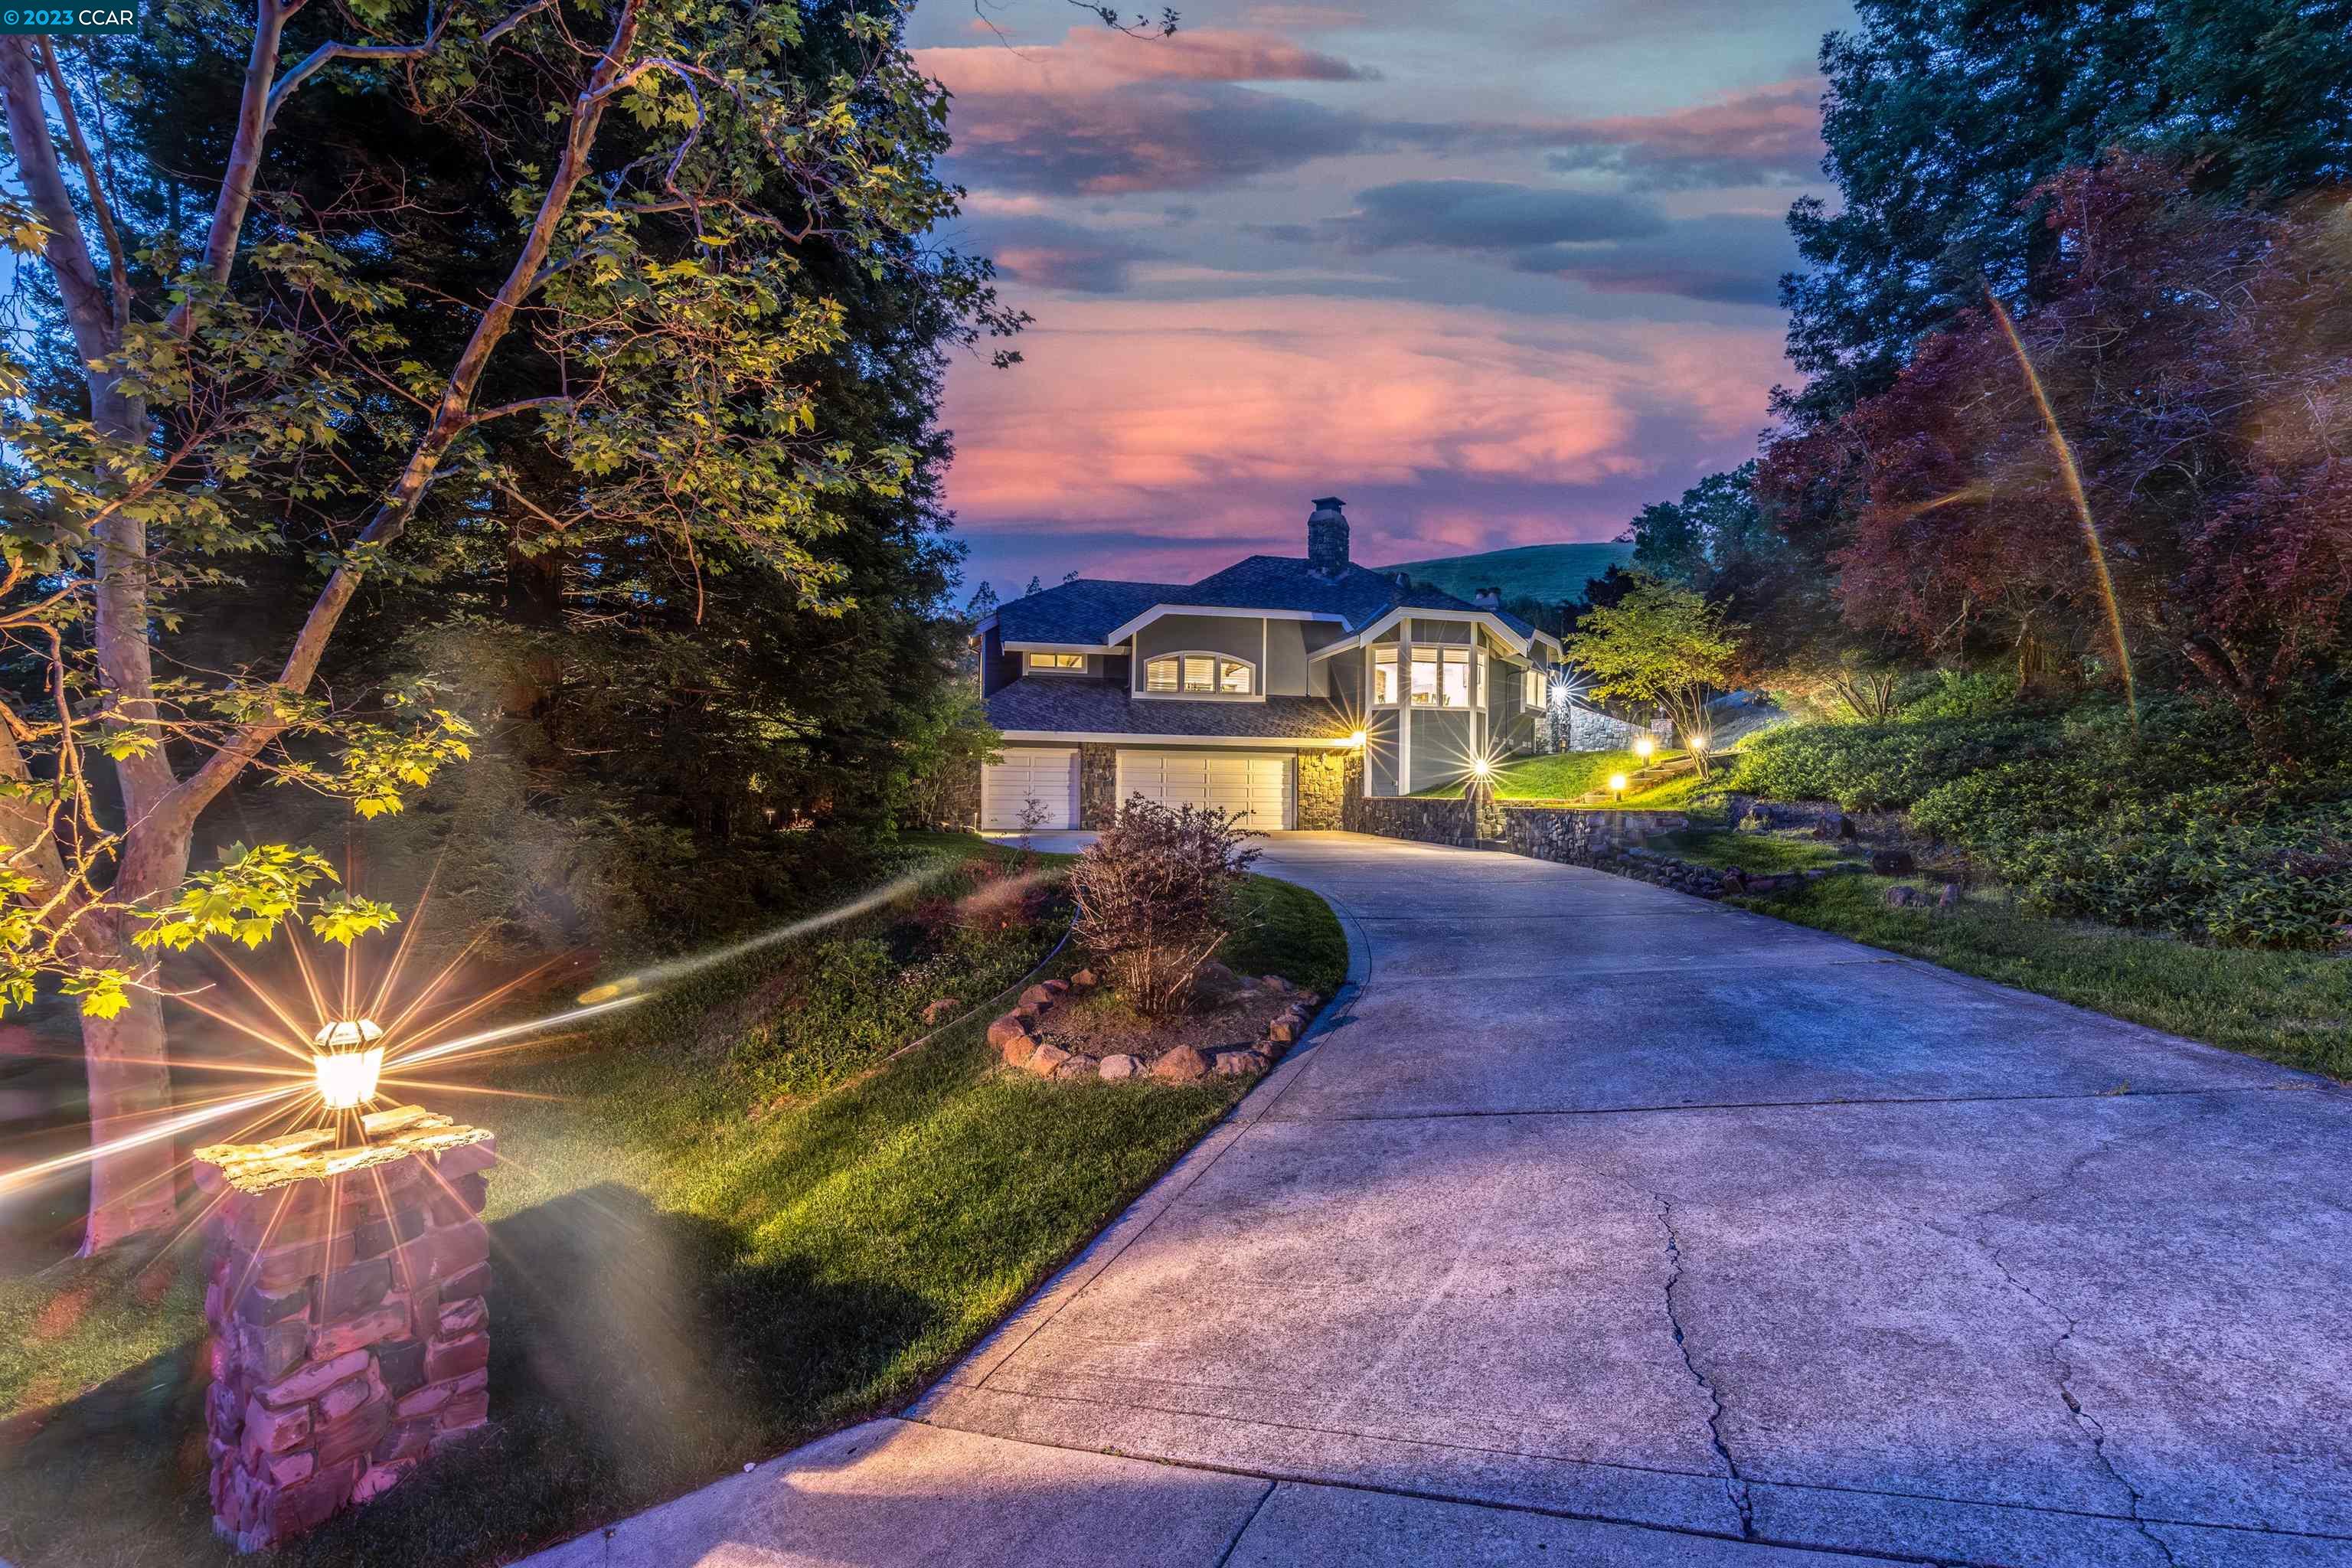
left=1633, top=733, right=1655, bottom=769
left=1608, top=772, right=1627, bottom=805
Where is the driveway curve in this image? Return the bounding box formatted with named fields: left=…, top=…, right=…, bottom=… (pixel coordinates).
left=914, top=831, right=2352, bottom=1566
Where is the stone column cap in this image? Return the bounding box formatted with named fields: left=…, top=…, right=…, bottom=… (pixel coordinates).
left=194, top=1109, right=493, bottom=1194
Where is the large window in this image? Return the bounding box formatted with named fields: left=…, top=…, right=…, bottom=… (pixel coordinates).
left=1409, top=646, right=1474, bottom=708
left=1026, top=651, right=1086, bottom=673
left=1372, top=646, right=1399, bottom=705
left=1523, top=668, right=1547, bottom=709
left=1145, top=653, right=1254, bottom=695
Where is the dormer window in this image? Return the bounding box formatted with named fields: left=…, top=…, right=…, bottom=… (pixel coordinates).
left=1145, top=653, right=1255, bottom=695
left=1026, top=652, right=1086, bottom=673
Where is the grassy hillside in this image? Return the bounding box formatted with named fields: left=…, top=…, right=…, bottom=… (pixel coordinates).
left=1374, top=541, right=1633, bottom=606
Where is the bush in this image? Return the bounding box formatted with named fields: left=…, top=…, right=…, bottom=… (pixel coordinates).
left=1730, top=712, right=2069, bottom=809
left=1896, top=668, right=2019, bottom=722
left=1071, top=796, right=1261, bottom=1014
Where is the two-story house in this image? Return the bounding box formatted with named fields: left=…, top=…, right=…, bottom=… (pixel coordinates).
left=970, top=498, right=1564, bottom=831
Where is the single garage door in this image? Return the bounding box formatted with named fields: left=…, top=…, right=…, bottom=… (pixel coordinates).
left=1117, top=750, right=1293, bottom=829
left=982, top=747, right=1079, bottom=831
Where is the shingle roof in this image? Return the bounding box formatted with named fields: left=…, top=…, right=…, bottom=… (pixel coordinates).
left=991, top=554, right=1521, bottom=645
left=987, top=681, right=1352, bottom=740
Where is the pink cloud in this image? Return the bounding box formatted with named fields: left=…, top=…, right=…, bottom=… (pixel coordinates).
left=1548, top=80, right=1826, bottom=190
left=940, top=295, right=1788, bottom=577
left=919, top=26, right=1369, bottom=93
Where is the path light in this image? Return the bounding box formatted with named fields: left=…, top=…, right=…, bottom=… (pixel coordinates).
left=1609, top=772, right=1628, bottom=804
left=311, top=1018, right=387, bottom=1111
left=1633, top=734, right=1655, bottom=763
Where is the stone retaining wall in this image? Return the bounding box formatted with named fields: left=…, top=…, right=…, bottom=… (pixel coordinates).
left=1345, top=794, right=1479, bottom=846
left=194, top=1109, right=496, bottom=1551
left=1720, top=792, right=1919, bottom=846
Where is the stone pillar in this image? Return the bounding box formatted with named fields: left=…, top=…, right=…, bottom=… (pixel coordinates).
left=194, top=1107, right=496, bottom=1552
left=1077, top=743, right=1119, bottom=828
left=1296, top=749, right=1347, bottom=831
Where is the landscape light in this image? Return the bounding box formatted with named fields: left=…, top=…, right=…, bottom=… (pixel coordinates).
left=311, top=1018, right=386, bottom=1112
left=1689, top=733, right=1710, bottom=753
left=1472, top=756, right=1492, bottom=778
left=1608, top=773, right=1628, bottom=801
left=1633, top=735, right=1655, bottom=762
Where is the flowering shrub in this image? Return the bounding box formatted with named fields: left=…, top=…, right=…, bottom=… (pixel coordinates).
left=1071, top=797, right=1261, bottom=1014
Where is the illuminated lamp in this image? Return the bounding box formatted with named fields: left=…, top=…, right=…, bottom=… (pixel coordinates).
left=311, top=1018, right=386, bottom=1112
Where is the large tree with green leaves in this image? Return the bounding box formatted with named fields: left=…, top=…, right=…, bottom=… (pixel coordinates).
left=1779, top=0, right=2352, bottom=428
left=0, top=0, right=972, bottom=1249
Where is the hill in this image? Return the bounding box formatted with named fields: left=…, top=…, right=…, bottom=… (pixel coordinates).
left=1373, top=541, right=1635, bottom=606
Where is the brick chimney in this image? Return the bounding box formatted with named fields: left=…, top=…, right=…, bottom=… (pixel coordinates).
left=1308, top=497, right=1349, bottom=577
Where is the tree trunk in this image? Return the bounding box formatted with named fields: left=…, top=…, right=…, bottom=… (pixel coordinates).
left=77, top=971, right=177, bottom=1252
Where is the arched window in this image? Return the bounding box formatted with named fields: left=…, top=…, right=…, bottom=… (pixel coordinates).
left=1144, top=652, right=1256, bottom=695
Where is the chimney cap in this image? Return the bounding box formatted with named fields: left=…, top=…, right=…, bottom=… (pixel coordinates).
left=1311, top=495, right=1346, bottom=511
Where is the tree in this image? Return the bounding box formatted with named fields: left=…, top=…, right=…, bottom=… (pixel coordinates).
left=0, top=0, right=968, bottom=1249
left=1628, top=462, right=1776, bottom=587
left=1560, top=577, right=1743, bottom=776
left=1763, top=158, right=2352, bottom=737
left=1779, top=0, right=2352, bottom=429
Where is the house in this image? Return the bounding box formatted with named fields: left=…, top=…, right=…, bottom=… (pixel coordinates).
left=969, top=498, right=1565, bottom=831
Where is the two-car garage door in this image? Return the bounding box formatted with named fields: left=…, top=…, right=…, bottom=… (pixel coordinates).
left=982, top=746, right=1296, bottom=831
left=1118, top=750, right=1294, bottom=830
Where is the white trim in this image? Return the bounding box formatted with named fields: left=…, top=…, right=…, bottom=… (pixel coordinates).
left=1140, top=649, right=1262, bottom=699
left=1103, top=603, right=1345, bottom=646
left=998, top=730, right=1355, bottom=748
left=1305, top=605, right=1533, bottom=660
left=1021, top=651, right=1092, bottom=675
left=1004, top=639, right=1119, bottom=655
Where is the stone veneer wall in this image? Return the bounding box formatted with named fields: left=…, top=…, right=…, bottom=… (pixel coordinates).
left=1077, top=743, right=1119, bottom=828
left=1346, top=794, right=1479, bottom=846
left=195, top=1108, right=497, bottom=1551
left=1297, top=749, right=1351, bottom=831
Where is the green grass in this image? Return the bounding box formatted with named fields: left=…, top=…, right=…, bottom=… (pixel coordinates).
left=1412, top=749, right=1659, bottom=802
left=1374, top=541, right=1634, bottom=606
left=1655, top=828, right=1847, bottom=873
left=1733, top=873, right=2352, bottom=1081
left=0, top=844, right=1346, bottom=1568
left=1614, top=769, right=1731, bottom=811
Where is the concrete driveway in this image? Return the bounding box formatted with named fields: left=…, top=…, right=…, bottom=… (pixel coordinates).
left=538, top=831, right=2352, bottom=1566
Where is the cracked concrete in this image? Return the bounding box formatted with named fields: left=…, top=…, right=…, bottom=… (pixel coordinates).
left=532, top=832, right=2352, bottom=1566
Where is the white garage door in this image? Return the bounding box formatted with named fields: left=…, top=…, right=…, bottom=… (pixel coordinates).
left=1117, top=750, right=1293, bottom=829
left=982, top=747, right=1079, bottom=831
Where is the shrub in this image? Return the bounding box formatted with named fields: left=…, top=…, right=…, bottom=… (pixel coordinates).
left=1071, top=796, right=1261, bottom=1014
left=1897, top=668, right=2019, bottom=723
left=1731, top=713, right=2069, bottom=809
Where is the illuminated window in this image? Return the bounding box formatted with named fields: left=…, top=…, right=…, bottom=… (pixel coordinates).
left=1145, top=654, right=1255, bottom=695
left=1406, top=646, right=1474, bottom=708
left=1372, top=646, right=1399, bottom=705
left=1523, top=669, right=1547, bottom=708
left=1027, top=652, right=1086, bottom=672
left=1410, top=649, right=1439, bottom=705
left=1441, top=647, right=1471, bottom=708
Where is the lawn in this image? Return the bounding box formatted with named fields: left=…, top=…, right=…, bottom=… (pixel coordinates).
left=1411, top=748, right=1659, bottom=801
left=1654, top=828, right=1847, bottom=873
left=1734, top=873, right=2352, bottom=1081
left=0, top=839, right=1345, bottom=1568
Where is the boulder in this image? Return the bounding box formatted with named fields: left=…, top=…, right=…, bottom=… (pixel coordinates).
left=1258, top=974, right=1293, bottom=995
left=1024, top=1041, right=1073, bottom=1077
left=985, top=1014, right=1032, bottom=1053
left=1266, top=1018, right=1298, bottom=1044
left=1870, top=848, right=1918, bottom=876
left=921, top=998, right=961, bottom=1026
left=1719, top=872, right=1745, bottom=897
left=1148, top=1045, right=1213, bottom=1083
left=1936, top=883, right=1962, bottom=910
left=1041, top=978, right=1070, bottom=997
left=1070, top=968, right=1099, bottom=988
left=1053, top=1055, right=1096, bottom=1080
left=1098, top=1054, right=1142, bottom=1080
left=1883, top=886, right=1924, bottom=909
left=1018, top=984, right=1057, bottom=1009
left=1211, top=1050, right=1269, bottom=1077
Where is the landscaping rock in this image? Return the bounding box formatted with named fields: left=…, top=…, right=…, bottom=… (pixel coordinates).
left=1024, top=1041, right=1073, bottom=1076
left=998, top=1031, right=1039, bottom=1068
left=1212, top=1049, right=1269, bottom=1077
left=1098, top=1054, right=1142, bottom=1080
left=1259, top=974, right=1293, bottom=995
left=1936, top=883, right=1962, bottom=910
left=1018, top=984, right=1057, bottom=1009
left=985, top=1014, right=1033, bottom=1054
left=1053, top=1055, right=1097, bottom=1080
left=1148, top=1045, right=1213, bottom=1083
left=1070, top=968, right=1099, bottom=988
left=920, top=998, right=960, bottom=1026
left=1041, top=977, right=1070, bottom=997
left=1720, top=872, right=1745, bottom=896
left=1870, top=848, right=1918, bottom=876
left=1883, top=886, right=1924, bottom=909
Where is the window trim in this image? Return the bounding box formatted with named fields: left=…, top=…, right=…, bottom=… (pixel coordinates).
left=1025, top=651, right=1088, bottom=675
left=1138, top=650, right=1261, bottom=701
left=1522, top=668, right=1547, bottom=710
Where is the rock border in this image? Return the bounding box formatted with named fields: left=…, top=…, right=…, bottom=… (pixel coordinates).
left=989, top=969, right=1321, bottom=1085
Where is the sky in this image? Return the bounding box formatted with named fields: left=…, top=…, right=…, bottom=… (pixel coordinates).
left=905, top=0, right=1858, bottom=598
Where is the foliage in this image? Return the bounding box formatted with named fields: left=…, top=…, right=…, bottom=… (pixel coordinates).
left=1731, top=872, right=2352, bottom=1081
left=1763, top=159, right=2352, bottom=730
left=1628, top=462, right=1777, bottom=586
left=1560, top=577, right=1743, bottom=775
left=1410, top=749, right=1655, bottom=802
left=1070, top=798, right=1260, bottom=1014
left=1779, top=0, right=2352, bottom=428
left=1730, top=712, right=2070, bottom=811
left=1896, top=669, right=2019, bottom=724
left=1656, top=828, right=1844, bottom=874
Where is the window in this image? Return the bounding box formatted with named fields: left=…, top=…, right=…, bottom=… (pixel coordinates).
left=1372, top=646, right=1399, bottom=705
left=1144, top=654, right=1255, bottom=695
left=1441, top=647, right=1471, bottom=708
left=1404, top=646, right=1474, bottom=708
left=1026, top=652, right=1086, bottom=673
left=1523, top=668, right=1547, bottom=709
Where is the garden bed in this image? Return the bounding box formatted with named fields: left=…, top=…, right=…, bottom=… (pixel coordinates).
left=0, top=836, right=1346, bottom=1568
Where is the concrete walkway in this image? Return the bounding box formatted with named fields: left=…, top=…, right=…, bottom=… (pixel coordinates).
left=529, top=831, right=2352, bottom=1566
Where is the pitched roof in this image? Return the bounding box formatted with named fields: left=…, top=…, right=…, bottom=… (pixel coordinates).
left=986, top=681, right=1351, bottom=741
left=989, top=554, right=1537, bottom=645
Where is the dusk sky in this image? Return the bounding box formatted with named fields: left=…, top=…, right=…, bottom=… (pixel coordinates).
left=905, top=0, right=1858, bottom=599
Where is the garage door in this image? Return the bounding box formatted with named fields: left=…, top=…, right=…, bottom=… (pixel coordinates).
left=1117, top=750, right=1293, bottom=829
left=982, top=748, right=1079, bottom=831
